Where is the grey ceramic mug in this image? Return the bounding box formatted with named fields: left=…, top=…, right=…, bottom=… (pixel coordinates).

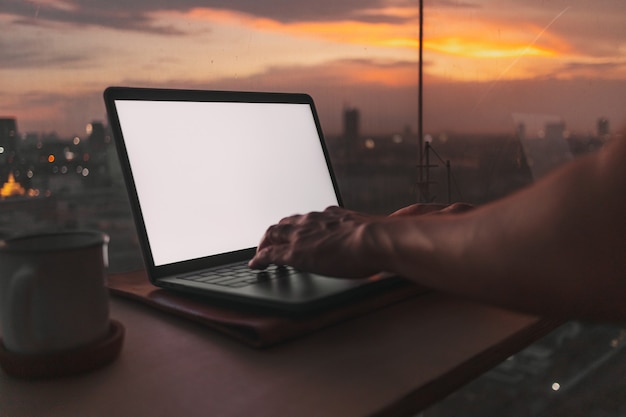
left=0, top=230, right=110, bottom=354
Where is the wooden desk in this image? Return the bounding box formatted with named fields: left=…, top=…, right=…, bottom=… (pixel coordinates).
left=0, top=293, right=558, bottom=417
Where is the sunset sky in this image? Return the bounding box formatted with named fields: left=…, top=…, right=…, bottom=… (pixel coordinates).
left=1, top=0, right=626, bottom=137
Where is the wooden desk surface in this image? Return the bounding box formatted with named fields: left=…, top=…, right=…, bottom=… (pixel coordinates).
left=0, top=293, right=558, bottom=417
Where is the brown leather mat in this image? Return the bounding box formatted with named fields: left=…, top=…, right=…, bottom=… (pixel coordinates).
left=107, top=270, right=426, bottom=348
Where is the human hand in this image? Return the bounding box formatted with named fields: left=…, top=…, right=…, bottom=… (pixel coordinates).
left=248, top=206, right=387, bottom=278
left=248, top=203, right=474, bottom=278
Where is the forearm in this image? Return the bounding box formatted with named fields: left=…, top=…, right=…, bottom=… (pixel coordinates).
left=373, top=140, right=626, bottom=320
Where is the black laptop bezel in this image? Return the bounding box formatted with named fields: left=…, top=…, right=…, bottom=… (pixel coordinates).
left=103, top=86, right=344, bottom=281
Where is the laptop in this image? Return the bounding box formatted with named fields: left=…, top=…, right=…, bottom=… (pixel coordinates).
left=104, top=87, right=403, bottom=312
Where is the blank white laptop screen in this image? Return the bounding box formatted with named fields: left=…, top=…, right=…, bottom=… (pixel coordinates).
left=114, top=100, right=339, bottom=266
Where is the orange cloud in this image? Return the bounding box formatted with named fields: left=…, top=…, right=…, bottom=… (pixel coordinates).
left=419, top=14, right=576, bottom=82
left=231, top=59, right=418, bottom=89
left=186, top=6, right=573, bottom=59
left=424, top=13, right=572, bottom=58
left=425, top=37, right=557, bottom=59
left=184, top=7, right=574, bottom=82
left=347, top=65, right=417, bottom=86
left=286, top=20, right=418, bottom=48
left=186, top=7, right=419, bottom=49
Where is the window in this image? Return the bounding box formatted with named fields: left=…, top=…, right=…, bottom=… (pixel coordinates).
left=1, top=1, right=624, bottom=414
left=1, top=0, right=422, bottom=268
left=419, top=2, right=626, bottom=415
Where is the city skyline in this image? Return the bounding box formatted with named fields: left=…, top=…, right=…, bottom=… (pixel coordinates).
left=1, top=1, right=626, bottom=137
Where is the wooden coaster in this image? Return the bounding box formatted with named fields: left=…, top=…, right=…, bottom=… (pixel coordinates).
left=0, top=320, right=124, bottom=379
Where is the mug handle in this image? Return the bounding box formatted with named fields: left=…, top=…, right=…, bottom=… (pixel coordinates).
left=5, top=265, right=37, bottom=352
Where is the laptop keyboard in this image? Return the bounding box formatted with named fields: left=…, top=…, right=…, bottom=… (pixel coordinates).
left=177, top=262, right=294, bottom=288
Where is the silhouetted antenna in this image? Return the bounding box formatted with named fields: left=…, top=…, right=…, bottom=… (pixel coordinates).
left=417, top=0, right=424, bottom=199
left=417, top=142, right=463, bottom=204
left=416, top=142, right=438, bottom=203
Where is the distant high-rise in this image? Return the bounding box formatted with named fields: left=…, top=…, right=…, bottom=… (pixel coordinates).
left=516, top=122, right=526, bottom=140
left=86, top=121, right=107, bottom=152
left=343, top=107, right=360, bottom=140
left=597, top=117, right=610, bottom=137
left=0, top=118, right=18, bottom=179
left=85, top=121, right=113, bottom=186
left=0, top=118, right=18, bottom=155
left=342, top=107, right=361, bottom=163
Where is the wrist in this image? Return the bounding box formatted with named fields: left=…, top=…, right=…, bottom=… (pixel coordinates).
left=358, top=217, right=409, bottom=274
left=366, top=216, right=446, bottom=283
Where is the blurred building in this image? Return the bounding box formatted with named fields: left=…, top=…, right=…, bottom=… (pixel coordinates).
left=343, top=107, right=360, bottom=140
left=597, top=117, right=610, bottom=137
left=85, top=121, right=113, bottom=186
left=0, top=118, right=18, bottom=181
